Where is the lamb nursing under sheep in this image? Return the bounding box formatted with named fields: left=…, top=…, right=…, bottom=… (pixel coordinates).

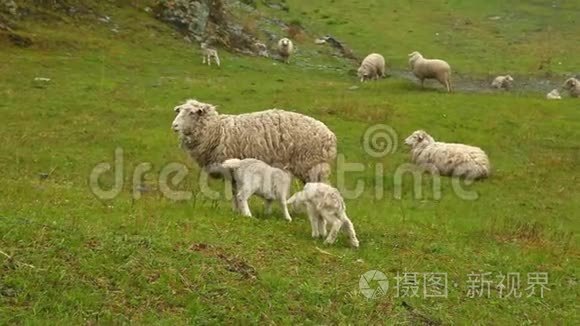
left=563, top=77, right=580, bottom=97
left=287, top=183, right=359, bottom=248
left=200, top=43, right=220, bottom=67
left=277, top=38, right=294, bottom=63
left=546, top=89, right=562, bottom=100
left=491, top=75, right=514, bottom=90
left=221, top=158, right=292, bottom=221
left=404, top=130, right=490, bottom=180
left=171, top=99, right=337, bottom=184
left=408, top=51, right=452, bottom=92
left=357, top=53, right=386, bottom=82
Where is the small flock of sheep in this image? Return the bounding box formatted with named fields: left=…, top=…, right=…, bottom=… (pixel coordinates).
left=172, top=99, right=491, bottom=248
left=200, top=37, right=578, bottom=99
left=357, top=51, right=578, bottom=98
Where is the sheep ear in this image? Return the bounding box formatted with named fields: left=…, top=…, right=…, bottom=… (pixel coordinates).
left=174, top=106, right=180, bottom=113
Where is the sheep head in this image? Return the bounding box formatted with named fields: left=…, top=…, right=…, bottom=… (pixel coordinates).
left=408, top=51, right=422, bottom=68
left=171, top=99, right=217, bottom=136
left=505, top=75, right=514, bottom=82
left=357, top=66, right=369, bottom=82
left=563, top=78, right=578, bottom=90
left=280, top=38, right=290, bottom=47
left=405, top=130, right=434, bottom=148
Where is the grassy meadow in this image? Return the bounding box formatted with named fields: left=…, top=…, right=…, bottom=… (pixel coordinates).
left=0, top=0, right=578, bottom=324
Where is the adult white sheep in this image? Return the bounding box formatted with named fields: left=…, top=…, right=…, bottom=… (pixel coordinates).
left=563, top=77, right=580, bottom=98
left=357, top=53, right=386, bottom=82
left=172, top=99, right=337, bottom=184
left=491, top=75, right=514, bottom=90
left=404, top=130, right=490, bottom=180
left=277, top=38, right=294, bottom=63
left=408, top=51, right=452, bottom=92
left=287, top=182, right=359, bottom=248
left=221, top=158, right=292, bottom=221
left=546, top=89, right=562, bottom=100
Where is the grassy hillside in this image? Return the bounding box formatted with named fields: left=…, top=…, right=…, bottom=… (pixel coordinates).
left=0, top=1, right=578, bottom=324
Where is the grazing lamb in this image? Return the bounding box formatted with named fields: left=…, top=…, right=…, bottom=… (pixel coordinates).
left=357, top=53, right=386, bottom=82
left=277, top=38, right=294, bottom=63
left=200, top=43, right=220, bottom=67
left=172, top=99, right=337, bottom=184
left=563, top=77, right=580, bottom=97
left=546, top=89, right=562, bottom=100
left=287, top=183, right=359, bottom=248
left=221, top=158, right=292, bottom=221
left=404, top=130, right=490, bottom=180
left=254, top=42, right=269, bottom=57
left=408, top=51, right=452, bottom=92
left=491, top=75, right=514, bottom=90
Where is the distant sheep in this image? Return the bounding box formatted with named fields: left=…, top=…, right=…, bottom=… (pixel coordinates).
left=357, top=53, right=386, bottom=82
left=221, top=158, right=292, bottom=221
left=200, top=43, right=220, bottom=67
left=172, top=99, right=337, bottom=184
left=546, top=89, right=562, bottom=100
left=287, top=183, right=359, bottom=248
left=408, top=51, right=452, bottom=92
left=491, top=75, right=514, bottom=90
left=404, top=130, right=490, bottom=180
left=563, top=78, right=580, bottom=97
left=277, top=38, right=294, bottom=63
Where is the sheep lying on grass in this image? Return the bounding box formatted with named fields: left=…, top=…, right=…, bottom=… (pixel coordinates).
left=404, top=130, right=490, bottom=180
left=408, top=51, right=452, bottom=92
left=277, top=38, right=294, bottom=63
left=563, top=77, right=580, bottom=97
left=546, top=89, right=562, bottom=100
left=357, top=53, right=386, bottom=82
left=200, top=43, right=220, bottom=67
left=171, top=99, right=337, bottom=184
left=221, top=158, right=292, bottom=221
left=287, top=183, right=359, bottom=248
left=491, top=75, right=514, bottom=90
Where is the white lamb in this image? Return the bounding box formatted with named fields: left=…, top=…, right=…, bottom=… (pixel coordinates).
left=287, top=183, right=359, bottom=248
left=408, top=51, right=452, bottom=92
left=491, top=75, right=514, bottom=90
left=404, top=130, right=490, bottom=180
left=200, top=42, right=220, bottom=67
left=546, top=89, right=562, bottom=100
left=357, top=53, right=386, bottom=82
left=172, top=99, right=337, bottom=184
left=277, top=38, right=294, bottom=63
left=563, top=77, right=580, bottom=98
left=221, top=158, right=292, bottom=221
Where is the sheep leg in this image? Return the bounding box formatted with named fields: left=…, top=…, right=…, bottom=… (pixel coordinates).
left=306, top=204, right=320, bottom=238
left=264, top=199, right=273, bottom=215
left=280, top=198, right=292, bottom=222
left=341, top=215, right=359, bottom=248
left=317, top=217, right=327, bottom=238
left=230, top=179, right=239, bottom=212
left=237, top=189, right=253, bottom=217
left=202, top=56, right=206, bottom=65
left=215, top=56, right=221, bottom=67
left=420, top=78, right=425, bottom=88
left=324, top=216, right=343, bottom=245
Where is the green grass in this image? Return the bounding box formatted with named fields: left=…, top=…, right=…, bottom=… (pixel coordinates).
left=0, top=1, right=578, bottom=324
